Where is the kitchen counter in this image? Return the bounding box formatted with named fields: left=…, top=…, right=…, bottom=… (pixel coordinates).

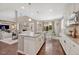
left=59, top=33, right=79, bottom=55
left=18, top=31, right=45, bottom=55
left=19, top=31, right=41, bottom=38
left=60, top=32, right=79, bottom=44
left=67, top=35, right=79, bottom=45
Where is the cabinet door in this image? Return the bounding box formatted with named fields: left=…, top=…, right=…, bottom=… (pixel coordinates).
left=63, top=39, right=71, bottom=55
left=60, top=35, right=79, bottom=55
left=60, top=37, right=71, bottom=55
left=24, top=37, right=35, bottom=54
left=65, top=37, right=79, bottom=55
left=24, top=36, right=43, bottom=55
left=59, top=38, right=67, bottom=54
left=69, top=41, right=79, bottom=55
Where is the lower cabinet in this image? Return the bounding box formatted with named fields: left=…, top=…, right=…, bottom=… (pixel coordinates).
left=60, top=35, right=79, bottom=55
left=18, top=33, right=45, bottom=55
left=69, top=42, right=79, bottom=55
left=24, top=35, right=44, bottom=55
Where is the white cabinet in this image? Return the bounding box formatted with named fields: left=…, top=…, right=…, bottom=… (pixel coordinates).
left=60, top=37, right=71, bottom=54
left=24, top=35, right=41, bottom=54
left=18, top=32, right=45, bottom=55
left=18, top=36, right=24, bottom=53
left=68, top=40, right=79, bottom=55
left=60, top=35, right=79, bottom=55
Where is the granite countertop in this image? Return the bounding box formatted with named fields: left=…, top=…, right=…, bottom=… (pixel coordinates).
left=60, top=33, right=79, bottom=45
left=19, top=31, right=41, bottom=38
left=61, top=32, right=79, bottom=45
left=67, top=35, right=79, bottom=45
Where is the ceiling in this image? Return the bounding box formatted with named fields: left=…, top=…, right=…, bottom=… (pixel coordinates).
left=0, top=3, right=67, bottom=21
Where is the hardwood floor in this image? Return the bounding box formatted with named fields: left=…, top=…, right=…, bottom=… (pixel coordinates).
left=38, top=39, right=65, bottom=55
left=0, top=41, right=18, bottom=55
left=0, top=39, right=65, bottom=55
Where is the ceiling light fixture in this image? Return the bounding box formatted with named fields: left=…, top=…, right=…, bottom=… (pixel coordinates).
left=21, top=6, right=25, bottom=9
left=29, top=18, right=32, bottom=21
left=49, top=22, right=52, bottom=25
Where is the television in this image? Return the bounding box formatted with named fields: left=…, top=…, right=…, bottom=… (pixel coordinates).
left=5, top=25, right=9, bottom=29
left=0, top=25, right=9, bottom=29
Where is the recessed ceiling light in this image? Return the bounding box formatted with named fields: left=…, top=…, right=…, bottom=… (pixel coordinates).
left=29, top=18, right=32, bottom=21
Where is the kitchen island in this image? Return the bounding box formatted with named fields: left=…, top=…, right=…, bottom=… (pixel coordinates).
left=17, top=31, right=45, bottom=55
